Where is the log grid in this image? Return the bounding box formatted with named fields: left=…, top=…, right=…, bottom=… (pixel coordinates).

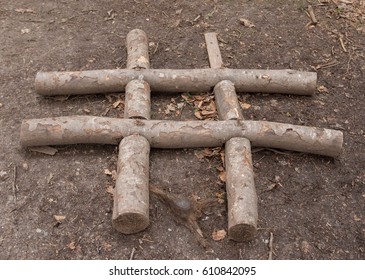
left=20, top=29, right=343, bottom=241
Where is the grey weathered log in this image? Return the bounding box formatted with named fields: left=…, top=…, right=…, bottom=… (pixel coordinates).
left=20, top=116, right=343, bottom=157
left=112, top=135, right=150, bottom=234
left=35, top=68, right=317, bottom=96
left=205, top=32, right=224, bottom=69
left=124, top=75, right=151, bottom=120
left=225, top=138, right=257, bottom=241
left=126, top=29, right=150, bottom=70
left=214, top=80, right=244, bottom=120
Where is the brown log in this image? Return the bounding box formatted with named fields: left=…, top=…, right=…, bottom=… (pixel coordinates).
left=225, top=138, right=257, bottom=241
left=112, top=135, right=150, bottom=234
left=124, top=77, right=151, bottom=120
left=126, top=29, right=150, bottom=69
left=20, top=116, right=343, bottom=157
left=214, top=80, right=244, bottom=120
left=35, top=68, right=317, bottom=96
left=204, top=32, right=224, bottom=69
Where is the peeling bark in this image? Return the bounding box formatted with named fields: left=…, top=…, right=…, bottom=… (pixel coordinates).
left=35, top=68, right=317, bottom=96
left=112, top=135, right=150, bottom=234
left=20, top=116, right=343, bottom=157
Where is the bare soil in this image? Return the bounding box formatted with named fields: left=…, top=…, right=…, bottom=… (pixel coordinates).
left=0, top=0, right=364, bottom=260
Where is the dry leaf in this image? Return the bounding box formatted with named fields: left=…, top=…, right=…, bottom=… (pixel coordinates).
left=112, top=100, right=123, bottom=108
left=102, top=241, right=112, bottom=251
left=67, top=242, right=76, bottom=250
left=219, top=170, right=226, bottom=182
left=54, top=215, right=66, bottom=222
left=104, top=169, right=112, bottom=176
left=317, top=85, right=329, bottom=93
left=240, top=102, right=251, bottom=110
left=212, top=229, right=227, bottom=241
left=239, top=18, right=255, bottom=28
left=106, top=185, right=114, bottom=195
left=29, top=146, right=58, bottom=156
left=194, top=111, right=203, bottom=120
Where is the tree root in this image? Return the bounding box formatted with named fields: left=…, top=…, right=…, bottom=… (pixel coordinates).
left=150, top=184, right=219, bottom=252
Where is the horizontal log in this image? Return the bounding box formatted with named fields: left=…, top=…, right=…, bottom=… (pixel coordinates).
left=20, top=116, right=343, bottom=157
left=35, top=68, right=317, bottom=96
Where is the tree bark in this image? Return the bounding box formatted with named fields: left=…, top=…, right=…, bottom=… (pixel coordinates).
left=35, top=68, right=317, bottom=96
left=112, top=135, right=150, bottom=234
left=20, top=116, right=343, bottom=157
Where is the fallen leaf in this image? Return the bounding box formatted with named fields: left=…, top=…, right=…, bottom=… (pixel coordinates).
left=301, top=240, right=311, bottom=254
left=317, top=85, right=329, bottom=93
left=54, top=215, right=66, bottom=222
left=219, top=170, right=226, bottom=182
left=112, top=100, right=123, bottom=108
left=239, top=18, right=255, bottom=28
left=102, top=241, right=112, bottom=251
left=28, top=146, right=58, bottom=156
left=67, top=242, right=76, bottom=250
left=194, top=111, right=203, bottom=120
left=21, top=28, right=31, bottom=34
left=106, top=185, right=114, bottom=195
left=104, top=169, right=112, bottom=175
left=240, top=102, right=251, bottom=109
left=212, top=229, right=227, bottom=241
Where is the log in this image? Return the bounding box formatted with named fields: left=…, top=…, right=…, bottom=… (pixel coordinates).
left=112, top=135, right=150, bottom=234
left=20, top=116, right=343, bottom=157
left=124, top=75, right=151, bottom=120
left=126, top=29, right=150, bottom=69
left=204, top=32, right=224, bottom=69
left=35, top=68, right=317, bottom=96
left=225, top=138, right=257, bottom=241
left=214, top=80, right=244, bottom=120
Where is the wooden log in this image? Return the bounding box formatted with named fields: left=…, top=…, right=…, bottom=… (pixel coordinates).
left=126, top=29, right=150, bottom=69
left=20, top=116, right=343, bottom=157
left=124, top=76, right=151, bottom=120
left=204, top=32, right=224, bottom=69
left=35, top=68, right=317, bottom=96
left=214, top=80, right=244, bottom=120
left=112, top=135, right=150, bottom=234
left=225, top=138, right=257, bottom=241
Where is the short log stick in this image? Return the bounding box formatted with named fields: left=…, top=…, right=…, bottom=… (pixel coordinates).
left=214, top=80, right=244, bottom=120
left=126, top=29, right=150, bottom=69
left=35, top=68, right=317, bottom=96
left=112, top=135, right=150, bottom=234
left=20, top=117, right=343, bottom=157
left=225, top=138, right=257, bottom=241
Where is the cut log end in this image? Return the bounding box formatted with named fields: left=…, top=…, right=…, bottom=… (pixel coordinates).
left=228, top=223, right=257, bottom=242
left=112, top=212, right=149, bottom=234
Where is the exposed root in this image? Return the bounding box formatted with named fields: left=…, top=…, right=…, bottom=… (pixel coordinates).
left=150, top=184, right=219, bottom=251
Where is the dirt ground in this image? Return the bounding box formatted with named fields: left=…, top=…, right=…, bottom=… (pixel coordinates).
left=0, top=0, right=364, bottom=260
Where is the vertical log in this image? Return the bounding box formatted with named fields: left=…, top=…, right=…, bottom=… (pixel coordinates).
left=225, top=137, right=258, bottom=241
left=214, top=80, right=244, bottom=120
left=126, top=29, right=150, bottom=70
left=112, top=135, right=150, bottom=234
left=124, top=79, right=151, bottom=119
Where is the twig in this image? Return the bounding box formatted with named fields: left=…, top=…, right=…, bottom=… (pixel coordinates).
left=129, top=247, right=136, bottom=260
left=12, top=165, right=18, bottom=204
left=306, top=5, right=318, bottom=25
left=339, top=36, right=348, bottom=53
left=268, top=232, right=274, bottom=260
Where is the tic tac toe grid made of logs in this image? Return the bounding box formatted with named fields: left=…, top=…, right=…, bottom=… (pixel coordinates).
left=20, top=29, right=343, bottom=242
